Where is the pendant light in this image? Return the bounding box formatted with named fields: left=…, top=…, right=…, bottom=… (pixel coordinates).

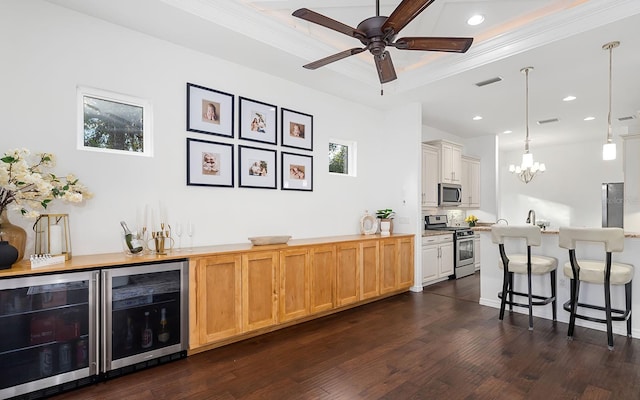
left=602, top=41, right=620, bottom=161
left=509, top=67, right=545, bottom=183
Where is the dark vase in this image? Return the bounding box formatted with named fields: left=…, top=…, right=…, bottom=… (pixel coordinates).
left=0, top=208, right=27, bottom=262
left=0, top=240, right=19, bottom=269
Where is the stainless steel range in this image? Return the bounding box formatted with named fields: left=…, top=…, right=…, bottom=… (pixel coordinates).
left=425, top=215, right=476, bottom=279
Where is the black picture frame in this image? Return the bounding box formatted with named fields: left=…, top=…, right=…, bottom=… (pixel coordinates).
left=238, top=145, right=277, bottom=189
left=239, top=97, right=277, bottom=145
left=186, top=83, right=234, bottom=138
left=281, top=108, right=313, bottom=151
left=186, top=138, right=234, bottom=187
left=281, top=151, right=313, bottom=191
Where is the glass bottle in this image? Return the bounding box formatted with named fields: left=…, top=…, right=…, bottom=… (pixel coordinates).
left=158, top=308, right=170, bottom=343
left=141, top=311, right=153, bottom=349
left=125, top=316, right=134, bottom=350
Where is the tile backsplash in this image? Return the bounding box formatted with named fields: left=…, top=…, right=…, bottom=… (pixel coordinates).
left=422, top=209, right=465, bottom=227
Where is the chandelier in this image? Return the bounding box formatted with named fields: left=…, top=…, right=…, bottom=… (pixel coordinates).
left=602, top=41, right=620, bottom=161
left=509, top=66, right=545, bottom=183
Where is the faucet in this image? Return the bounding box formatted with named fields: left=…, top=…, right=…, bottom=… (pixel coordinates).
left=526, top=210, right=536, bottom=226
left=496, top=218, right=509, bottom=225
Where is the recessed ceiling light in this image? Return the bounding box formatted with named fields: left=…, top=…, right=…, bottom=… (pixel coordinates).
left=503, top=130, right=512, bottom=134
left=563, top=95, right=576, bottom=101
left=467, top=15, right=484, bottom=26
left=584, top=116, right=595, bottom=121
left=473, top=116, right=483, bottom=121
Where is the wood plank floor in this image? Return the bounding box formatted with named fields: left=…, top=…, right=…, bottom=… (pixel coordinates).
left=54, top=272, right=640, bottom=399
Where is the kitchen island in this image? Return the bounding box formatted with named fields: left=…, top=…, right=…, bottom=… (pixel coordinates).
left=474, top=227, right=640, bottom=339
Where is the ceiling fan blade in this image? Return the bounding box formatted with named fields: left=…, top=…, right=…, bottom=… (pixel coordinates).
left=382, top=0, right=436, bottom=37
left=293, top=8, right=365, bottom=40
left=374, top=51, right=397, bottom=84
left=394, top=37, right=474, bottom=53
left=303, top=47, right=366, bottom=70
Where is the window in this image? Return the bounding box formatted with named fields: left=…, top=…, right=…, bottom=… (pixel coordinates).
left=329, top=139, right=356, bottom=176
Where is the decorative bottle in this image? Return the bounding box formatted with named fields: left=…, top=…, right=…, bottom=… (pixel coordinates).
left=120, top=221, right=143, bottom=254
left=158, top=308, right=170, bottom=343
left=141, top=311, right=153, bottom=349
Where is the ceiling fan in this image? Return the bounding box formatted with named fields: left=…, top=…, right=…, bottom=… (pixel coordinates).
left=292, top=0, right=474, bottom=84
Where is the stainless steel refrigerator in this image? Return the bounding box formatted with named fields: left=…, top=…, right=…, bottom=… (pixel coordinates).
left=602, top=182, right=624, bottom=228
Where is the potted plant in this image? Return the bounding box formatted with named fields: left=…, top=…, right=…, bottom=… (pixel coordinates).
left=376, top=209, right=395, bottom=235
left=465, top=214, right=478, bottom=227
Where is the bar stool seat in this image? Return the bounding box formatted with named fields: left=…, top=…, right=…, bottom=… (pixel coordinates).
left=562, top=260, right=633, bottom=285
left=500, top=254, right=558, bottom=275
left=491, top=225, right=558, bottom=330
left=559, top=227, right=633, bottom=350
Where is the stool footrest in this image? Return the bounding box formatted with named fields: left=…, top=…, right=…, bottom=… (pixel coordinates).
left=562, top=300, right=631, bottom=324
left=499, top=290, right=556, bottom=307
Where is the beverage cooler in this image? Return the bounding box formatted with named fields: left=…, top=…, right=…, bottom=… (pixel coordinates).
left=0, top=260, right=188, bottom=399
left=0, top=271, right=98, bottom=399
left=102, top=261, right=188, bottom=377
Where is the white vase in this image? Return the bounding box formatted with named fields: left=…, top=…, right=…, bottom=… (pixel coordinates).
left=380, top=220, right=391, bottom=236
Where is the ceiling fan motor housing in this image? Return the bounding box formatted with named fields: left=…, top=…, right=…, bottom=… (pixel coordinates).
left=357, top=16, right=396, bottom=55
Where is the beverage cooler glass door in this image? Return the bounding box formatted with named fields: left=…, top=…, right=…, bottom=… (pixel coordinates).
left=102, top=260, right=188, bottom=372
left=0, top=271, right=98, bottom=399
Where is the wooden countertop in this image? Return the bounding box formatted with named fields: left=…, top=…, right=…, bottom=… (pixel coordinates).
left=0, top=233, right=415, bottom=278
left=472, top=226, right=640, bottom=238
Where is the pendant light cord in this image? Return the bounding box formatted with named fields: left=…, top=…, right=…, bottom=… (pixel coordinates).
left=521, top=67, right=532, bottom=154
left=607, top=44, right=613, bottom=143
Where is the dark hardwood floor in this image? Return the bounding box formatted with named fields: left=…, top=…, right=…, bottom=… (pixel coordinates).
left=54, top=272, right=640, bottom=399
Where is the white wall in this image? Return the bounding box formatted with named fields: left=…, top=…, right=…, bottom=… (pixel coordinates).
left=498, top=138, right=623, bottom=228
left=0, top=0, right=422, bottom=256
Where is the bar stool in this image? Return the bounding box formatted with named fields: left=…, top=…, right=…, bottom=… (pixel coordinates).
left=558, top=227, right=633, bottom=350
left=491, top=225, right=558, bottom=330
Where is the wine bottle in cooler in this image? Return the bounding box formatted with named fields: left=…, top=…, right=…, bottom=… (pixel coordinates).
left=141, top=311, right=153, bottom=349
left=158, top=308, right=170, bottom=343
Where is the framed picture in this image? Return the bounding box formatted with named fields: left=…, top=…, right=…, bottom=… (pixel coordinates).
left=281, top=152, right=313, bottom=191
left=77, top=86, right=153, bottom=157
left=187, top=138, right=234, bottom=187
left=281, top=108, right=313, bottom=150
left=239, top=97, right=277, bottom=144
left=238, top=145, right=277, bottom=189
left=186, top=83, right=234, bottom=138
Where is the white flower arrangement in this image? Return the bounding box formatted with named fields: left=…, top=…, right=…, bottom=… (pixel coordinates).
left=0, top=148, right=92, bottom=218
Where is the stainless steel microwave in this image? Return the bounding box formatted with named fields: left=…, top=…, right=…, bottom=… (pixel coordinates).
left=438, top=183, right=462, bottom=206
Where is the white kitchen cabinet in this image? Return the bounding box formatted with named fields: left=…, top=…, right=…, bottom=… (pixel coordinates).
left=426, top=140, right=462, bottom=184
left=422, top=234, right=454, bottom=285
left=474, top=235, right=480, bottom=271
left=461, top=156, right=480, bottom=208
left=421, top=144, right=438, bottom=208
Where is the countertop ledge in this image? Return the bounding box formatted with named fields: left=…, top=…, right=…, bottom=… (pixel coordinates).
left=471, top=226, right=640, bottom=238
left=0, top=233, right=414, bottom=278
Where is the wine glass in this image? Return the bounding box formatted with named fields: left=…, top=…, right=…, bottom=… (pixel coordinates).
left=187, top=221, right=194, bottom=251
left=174, top=223, right=183, bottom=252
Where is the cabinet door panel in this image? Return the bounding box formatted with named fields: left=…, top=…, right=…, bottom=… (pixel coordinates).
left=242, top=252, right=278, bottom=332
left=360, top=241, right=379, bottom=300
left=397, top=237, right=414, bottom=289
left=422, top=245, right=438, bottom=283
left=440, top=242, right=454, bottom=276
left=336, top=243, right=359, bottom=306
left=196, top=255, right=242, bottom=344
left=379, top=239, right=397, bottom=294
left=310, top=245, right=336, bottom=313
left=279, top=249, right=309, bottom=322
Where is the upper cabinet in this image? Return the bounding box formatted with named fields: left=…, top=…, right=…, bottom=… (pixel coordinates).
left=421, top=144, right=438, bottom=208
left=461, top=156, right=480, bottom=208
left=426, top=140, right=462, bottom=184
